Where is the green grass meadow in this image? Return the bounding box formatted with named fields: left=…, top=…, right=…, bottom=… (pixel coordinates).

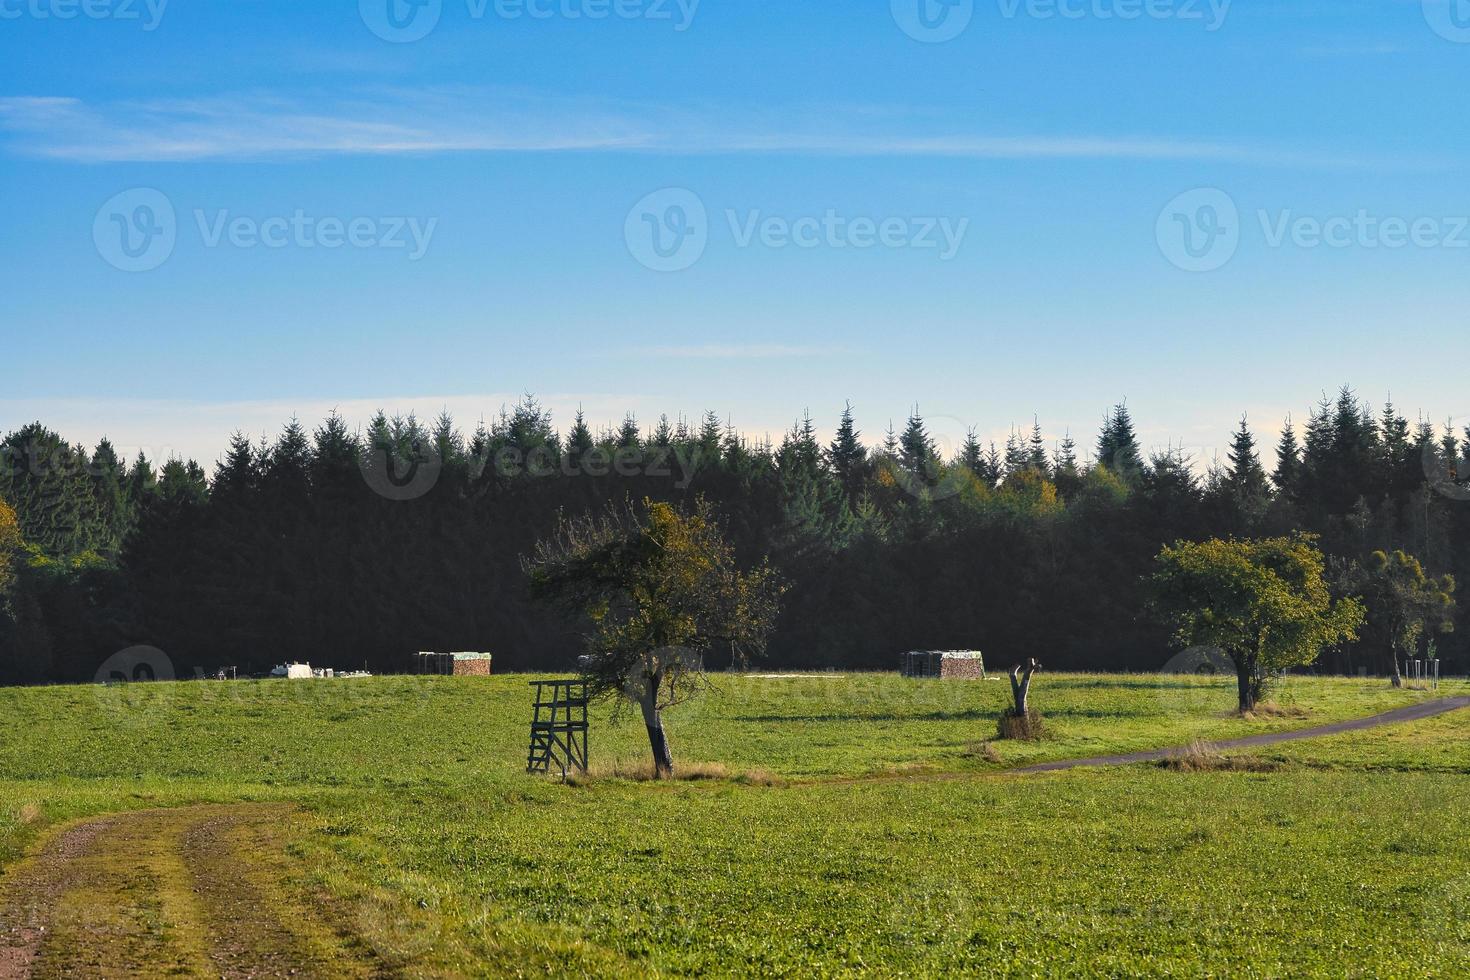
left=2, top=671, right=1468, bottom=976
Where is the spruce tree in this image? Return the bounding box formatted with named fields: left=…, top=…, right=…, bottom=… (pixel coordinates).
left=616, top=414, right=642, bottom=451
left=126, top=451, right=156, bottom=508
left=958, top=428, right=985, bottom=477
left=1379, top=400, right=1413, bottom=497
left=1096, top=403, right=1142, bottom=477
left=1273, top=417, right=1303, bottom=502
left=507, top=396, right=558, bottom=457
left=1221, top=416, right=1271, bottom=532
left=698, top=411, right=723, bottom=459
left=1053, top=431, right=1081, bottom=495
left=1441, top=423, right=1461, bottom=481
left=651, top=415, right=675, bottom=448
left=90, top=438, right=133, bottom=558
left=776, top=412, right=850, bottom=559
left=826, top=403, right=869, bottom=499
left=777, top=413, right=821, bottom=475
left=264, top=419, right=313, bottom=501
left=881, top=422, right=898, bottom=459
left=310, top=412, right=362, bottom=495
left=1412, top=417, right=1438, bottom=481
left=1224, top=417, right=1270, bottom=499
left=983, top=443, right=1003, bottom=486
left=1027, top=418, right=1050, bottom=475
left=0, top=424, right=107, bottom=558
left=214, top=432, right=259, bottom=499
left=431, top=410, right=464, bottom=466
left=1003, top=428, right=1027, bottom=477
left=898, top=409, right=938, bottom=478
left=565, top=408, right=595, bottom=460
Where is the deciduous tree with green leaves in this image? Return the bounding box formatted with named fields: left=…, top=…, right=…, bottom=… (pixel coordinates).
left=1338, top=550, right=1455, bottom=686
left=1151, top=535, right=1364, bottom=712
left=0, top=495, right=22, bottom=602
left=525, top=498, right=784, bottom=778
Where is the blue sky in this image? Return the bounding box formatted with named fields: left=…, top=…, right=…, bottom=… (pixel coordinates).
left=2, top=0, right=1468, bottom=469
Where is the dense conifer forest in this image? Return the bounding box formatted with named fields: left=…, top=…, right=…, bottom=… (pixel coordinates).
left=1, top=387, right=1466, bottom=684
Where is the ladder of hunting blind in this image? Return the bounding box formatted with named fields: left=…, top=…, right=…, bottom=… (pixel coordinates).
left=526, top=680, right=589, bottom=780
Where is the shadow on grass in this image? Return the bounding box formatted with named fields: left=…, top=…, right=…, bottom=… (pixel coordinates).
left=733, top=706, right=1161, bottom=724
left=1055, top=677, right=1233, bottom=691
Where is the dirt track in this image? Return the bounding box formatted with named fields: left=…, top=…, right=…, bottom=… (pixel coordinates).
left=0, top=805, right=383, bottom=979
left=1012, top=696, right=1470, bottom=774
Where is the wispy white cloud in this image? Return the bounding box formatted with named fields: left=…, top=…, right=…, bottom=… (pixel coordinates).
left=0, top=88, right=1439, bottom=171
left=0, top=90, right=656, bottom=161
left=630, top=344, right=848, bottom=359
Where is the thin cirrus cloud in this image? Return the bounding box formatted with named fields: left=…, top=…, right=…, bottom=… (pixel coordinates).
left=631, top=345, right=847, bottom=359
left=0, top=89, right=1437, bottom=171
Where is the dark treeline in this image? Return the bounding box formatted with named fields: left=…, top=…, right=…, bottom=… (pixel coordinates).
left=1, top=387, right=1467, bottom=685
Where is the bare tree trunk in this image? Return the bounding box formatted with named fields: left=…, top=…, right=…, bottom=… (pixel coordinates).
left=1390, top=648, right=1403, bottom=688
left=639, top=693, right=674, bottom=779
left=1009, top=659, right=1040, bottom=715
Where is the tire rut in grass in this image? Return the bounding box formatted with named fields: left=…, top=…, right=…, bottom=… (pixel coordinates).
left=0, top=805, right=385, bottom=979
left=0, top=818, right=115, bottom=980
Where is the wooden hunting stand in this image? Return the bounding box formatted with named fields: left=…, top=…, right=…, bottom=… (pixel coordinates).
left=526, top=680, right=589, bottom=780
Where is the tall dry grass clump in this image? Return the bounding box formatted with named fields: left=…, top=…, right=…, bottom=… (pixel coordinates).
left=997, top=708, right=1045, bottom=741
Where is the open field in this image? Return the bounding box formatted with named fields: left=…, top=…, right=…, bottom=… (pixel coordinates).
left=2, top=672, right=1468, bottom=976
